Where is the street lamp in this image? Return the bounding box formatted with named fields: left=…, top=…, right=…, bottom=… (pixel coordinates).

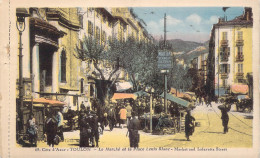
left=16, top=8, right=29, bottom=112
left=146, top=87, right=154, bottom=133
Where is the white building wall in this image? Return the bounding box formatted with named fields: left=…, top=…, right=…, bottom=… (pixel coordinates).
left=214, top=26, right=234, bottom=88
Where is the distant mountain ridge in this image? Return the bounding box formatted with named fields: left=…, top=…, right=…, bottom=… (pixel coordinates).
left=167, top=39, right=204, bottom=53
left=167, top=39, right=209, bottom=63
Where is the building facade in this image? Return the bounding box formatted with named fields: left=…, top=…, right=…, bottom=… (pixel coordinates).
left=209, top=8, right=253, bottom=96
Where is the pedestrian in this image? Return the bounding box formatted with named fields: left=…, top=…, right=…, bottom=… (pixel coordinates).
left=107, top=104, right=116, bottom=131
left=27, top=113, right=37, bottom=147
left=45, top=109, right=58, bottom=147
left=127, top=112, right=141, bottom=148
left=119, top=105, right=127, bottom=129
left=56, top=109, right=64, bottom=142
left=79, top=103, right=87, bottom=147
left=126, top=102, right=132, bottom=125
left=185, top=110, right=195, bottom=141
left=219, top=104, right=231, bottom=134
left=92, top=114, right=100, bottom=147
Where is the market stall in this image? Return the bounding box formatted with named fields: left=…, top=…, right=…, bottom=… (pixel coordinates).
left=19, top=98, right=65, bottom=141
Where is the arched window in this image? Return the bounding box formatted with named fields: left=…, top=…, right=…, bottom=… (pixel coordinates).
left=61, top=50, right=66, bottom=82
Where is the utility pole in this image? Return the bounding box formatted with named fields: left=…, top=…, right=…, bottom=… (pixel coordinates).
left=164, top=13, right=167, bottom=113
left=164, top=13, right=166, bottom=48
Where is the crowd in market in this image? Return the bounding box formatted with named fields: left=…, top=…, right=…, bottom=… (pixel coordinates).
left=23, top=94, right=233, bottom=147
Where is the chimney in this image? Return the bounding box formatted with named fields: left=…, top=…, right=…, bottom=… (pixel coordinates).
left=245, top=7, right=252, bottom=21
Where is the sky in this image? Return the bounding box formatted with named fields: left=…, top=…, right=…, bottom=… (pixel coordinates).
left=133, top=7, right=244, bottom=43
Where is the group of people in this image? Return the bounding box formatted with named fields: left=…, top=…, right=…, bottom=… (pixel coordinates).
left=26, top=108, right=64, bottom=147
left=78, top=104, right=99, bottom=147
left=25, top=94, right=232, bottom=147
left=78, top=100, right=141, bottom=148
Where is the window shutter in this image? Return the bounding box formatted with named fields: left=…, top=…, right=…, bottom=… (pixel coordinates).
left=227, top=47, right=230, bottom=56
left=227, top=64, right=230, bottom=73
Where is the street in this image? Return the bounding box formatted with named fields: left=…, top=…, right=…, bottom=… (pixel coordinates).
left=31, top=102, right=252, bottom=148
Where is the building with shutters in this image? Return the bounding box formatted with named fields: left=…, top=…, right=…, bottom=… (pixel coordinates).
left=209, top=7, right=253, bottom=96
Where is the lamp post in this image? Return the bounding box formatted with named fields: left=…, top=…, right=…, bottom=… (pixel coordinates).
left=146, top=87, right=154, bottom=133
left=16, top=8, right=29, bottom=113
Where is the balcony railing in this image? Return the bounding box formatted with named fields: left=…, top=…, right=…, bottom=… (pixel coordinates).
left=220, top=40, right=228, bottom=46
left=221, top=73, right=229, bottom=79
left=220, top=55, right=229, bottom=62
left=235, top=53, right=244, bottom=62
left=236, top=39, right=244, bottom=46
left=236, top=72, right=244, bottom=79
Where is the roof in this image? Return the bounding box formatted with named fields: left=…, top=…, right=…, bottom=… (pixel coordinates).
left=214, top=8, right=253, bottom=27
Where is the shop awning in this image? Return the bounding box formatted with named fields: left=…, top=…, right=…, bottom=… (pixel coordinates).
left=231, top=84, right=248, bottom=94
left=115, top=82, right=133, bottom=92
left=160, top=92, right=190, bottom=107
left=111, top=93, right=137, bottom=100
left=24, top=98, right=66, bottom=106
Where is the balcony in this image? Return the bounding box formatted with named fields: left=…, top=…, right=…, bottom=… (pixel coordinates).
left=235, top=53, right=244, bottom=62
left=221, top=73, right=229, bottom=79
left=220, top=55, right=229, bottom=62
left=236, top=72, right=244, bottom=79
left=220, top=40, right=228, bottom=46
left=236, top=39, right=244, bottom=46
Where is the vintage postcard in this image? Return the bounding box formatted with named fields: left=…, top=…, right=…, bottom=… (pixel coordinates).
left=0, top=0, right=259, bottom=157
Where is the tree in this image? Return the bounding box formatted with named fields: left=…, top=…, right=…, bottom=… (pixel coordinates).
left=75, top=35, right=120, bottom=105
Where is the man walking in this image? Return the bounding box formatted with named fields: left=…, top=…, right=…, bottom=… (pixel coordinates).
left=219, top=104, right=231, bottom=134
left=127, top=112, right=140, bottom=148
left=126, top=102, right=132, bottom=125
left=185, top=110, right=195, bottom=141
left=56, top=109, right=64, bottom=142
left=107, top=104, right=116, bottom=131
left=119, top=105, right=127, bottom=129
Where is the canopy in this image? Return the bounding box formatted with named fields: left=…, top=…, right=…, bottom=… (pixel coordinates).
left=134, top=90, right=149, bottom=97
left=24, top=98, right=66, bottom=106
left=111, top=93, right=137, bottom=100
left=160, top=92, right=190, bottom=107
left=115, top=82, right=133, bottom=92
left=231, top=84, right=248, bottom=94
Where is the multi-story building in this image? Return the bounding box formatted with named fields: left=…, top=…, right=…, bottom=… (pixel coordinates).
left=16, top=8, right=83, bottom=138
left=209, top=7, right=253, bottom=96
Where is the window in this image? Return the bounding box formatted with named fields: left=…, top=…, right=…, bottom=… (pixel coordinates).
left=238, top=64, right=243, bottom=73
left=90, top=84, right=94, bottom=97
left=222, top=79, right=227, bottom=87
left=237, top=46, right=243, bottom=53
left=96, top=26, right=100, bottom=40
left=61, top=50, right=66, bottom=82
left=103, top=16, right=107, bottom=24
left=88, top=21, right=93, bottom=35
left=220, top=64, right=230, bottom=73
left=80, top=78, right=84, bottom=94
left=238, top=31, right=243, bottom=40
left=222, top=32, right=227, bottom=40
left=108, top=36, right=112, bottom=44
left=102, top=31, right=106, bottom=42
